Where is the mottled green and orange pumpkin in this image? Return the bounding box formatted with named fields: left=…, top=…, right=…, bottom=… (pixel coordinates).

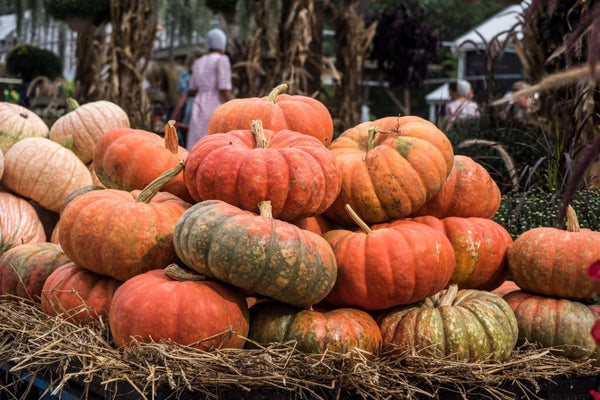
left=405, top=216, right=512, bottom=290
left=93, top=121, right=191, bottom=202
left=208, top=84, right=334, bottom=147
left=507, top=206, right=600, bottom=299
left=378, top=285, right=518, bottom=361
left=41, top=262, right=121, bottom=324
left=323, top=205, right=455, bottom=310
left=504, top=290, right=597, bottom=359
left=2, top=137, right=93, bottom=212
left=173, top=200, right=337, bottom=307
left=0, top=242, right=70, bottom=300
left=185, top=120, right=341, bottom=221
left=58, top=163, right=191, bottom=281
left=248, top=302, right=382, bottom=356
left=0, top=191, right=46, bottom=254
left=109, top=265, right=249, bottom=351
left=0, top=102, right=49, bottom=153
left=324, top=116, right=454, bottom=226
left=410, top=155, right=501, bottom=219
left=49, top=98, right=129, bottom=163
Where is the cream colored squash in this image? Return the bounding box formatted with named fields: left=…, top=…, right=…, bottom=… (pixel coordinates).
left=0, top=102, right=49, bottom=154
left=49, top=99, right=130, bottom=163
left=1, top=138, right=93, bottom=212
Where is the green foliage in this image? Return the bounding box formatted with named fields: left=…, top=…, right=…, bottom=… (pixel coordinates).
left=44, top=0, right=110, bottom=25
left=493, top=189, right=600, bottom=240
left=6, top=45, right=62, bottom=82
left=444, top=113, right=543, bottom=193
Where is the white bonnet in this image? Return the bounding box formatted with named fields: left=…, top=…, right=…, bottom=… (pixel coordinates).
left=456, top=79, right=472, bottom=97
left=206, top=28, right=227, bottom=52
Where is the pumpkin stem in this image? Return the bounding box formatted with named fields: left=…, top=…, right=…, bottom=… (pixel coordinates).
left=258, top=201, right=273, bottom=219
left=164, top=264, right=207, bottom=281
left=267, top=84, right=288, bottom=102
left=19, top=112, right=28, bottom=119
left=250, top=120, right=268, bottom=149
left=165, top=120, right=179, bottom=154
left=345, top=204, right=372, bottom=234
left=438, top=284, right=459, bottom=307
left=66, top=98, right=80, bottom=112
left=566, top=205, right=580, bottom=232
left=423, top=297, right=435, bottom=308
left=136, top=160, right=184, bottom=203
left=366, top=126, right=381, bottom=152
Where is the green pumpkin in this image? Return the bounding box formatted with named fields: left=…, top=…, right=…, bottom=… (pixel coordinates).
left=248, top=302, right=382, bottom=356
left=173, top=200, right=337, bottom=307
left=378, top=285, right=518, bottom=361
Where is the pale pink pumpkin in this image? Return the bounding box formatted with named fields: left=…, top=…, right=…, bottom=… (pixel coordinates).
left=1, top=138, right=93, bottom=212
left=0, top=102, right=49, bottom=153
left=0, top=149, right=4, bottom=180
left=0, top=191, right=46, bottom=254
left=49, top=99, right=130, bottom=163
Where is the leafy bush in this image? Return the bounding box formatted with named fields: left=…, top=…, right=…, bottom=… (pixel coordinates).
left=6, top=45, right=62, bottom=82
left=493, top=188, right=600, bottom=240
left=45, top=0, right=111, bottom=25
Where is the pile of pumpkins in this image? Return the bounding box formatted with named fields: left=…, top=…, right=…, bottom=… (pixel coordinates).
left=0, top=84, right=598, bottom=365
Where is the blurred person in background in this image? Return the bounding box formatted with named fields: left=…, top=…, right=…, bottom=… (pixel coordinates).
left=170, top=47, right=203, bottom=147
left=186, top=28, right=233, bottom=150
left=445, top=79, right=479, bottom=125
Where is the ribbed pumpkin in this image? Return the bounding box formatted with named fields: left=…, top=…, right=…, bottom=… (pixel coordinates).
left=49, top=98, right=130, bottom=163
left=0, top=191, right=46, bottom=254
left=41, top=262, right=121, bottom=324
left=208, top=84, right=334, bottom=147
left=410, top=155, right=501, bottom=218
left=324, top=116, right=454, bottom=226
left=109, top=265, right=249, bottom=351
left=0, top=102, right=49, bottom=153
left=405, top=216, right=512, bottom=290
left=248, top=302, right=382, bottom=356
left=504, top=290, right=597, bottom=359
left=94, top=121, right=191, bottom=202
left=173, top=200, right=337, bottom=307
left=378, top=285, right=518, bottom=361
left=185, top=120, right=341, bottom=221
left=507, top=206, right=600, bottom=299
left=1, top=138, right=93, bottom=212
left=323, top=205, right=455, bottom=310
left=0, top=242, right=70, bottom=300
left=58, top=163, right=191, bottom=282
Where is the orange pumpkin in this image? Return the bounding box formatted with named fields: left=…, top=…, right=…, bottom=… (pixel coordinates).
left=0, top=102, right=49, bottom=153
left=109, top=265, right=249, bottom=351
left=507, top=206, right=600, bottom=299
left=93, top=121, right=191, bottom=202
left=1, top=138, right=93, bottom=212
left=410, top=155, right=501, bottom=218
left=184, top=120, right=341, bottom=221
left=404, top=216, right=513, bottom=291
left=324, top=116, right=454, bottom=226
left=291, top=214, right=331, bottom=235
left=208, top=84, right=334, bottom=147
left=323, top=205, right=455, bottom=310
left=0, top=191, right=46, bottom=254
left=41, top=262, right=121, bottom=324
left=49, top=98, right=130, bottom=163
left=58, top=163, right=191, bottom=281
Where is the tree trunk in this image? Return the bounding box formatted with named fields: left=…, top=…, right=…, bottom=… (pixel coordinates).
left=73, top=22, right=108, bottom=102
left=103, top=0, right=156, bottom=128
left=329, top=0, right=377, bottom=133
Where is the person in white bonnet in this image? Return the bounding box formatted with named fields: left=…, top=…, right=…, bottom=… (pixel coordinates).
left=444, top=79, right=480, bottom=125
left=186, top=28, right=233, bottom=150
